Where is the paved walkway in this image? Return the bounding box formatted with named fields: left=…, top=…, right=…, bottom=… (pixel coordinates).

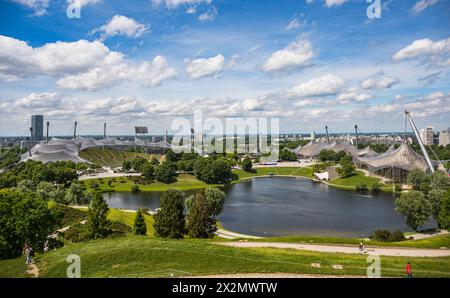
left=409, top=230, right=449, bottom=240
left=79, top=172, right=141, bottom=181
left=216, top=242, right=450, bottom=257
left=216, top=229, right=262, bottom=239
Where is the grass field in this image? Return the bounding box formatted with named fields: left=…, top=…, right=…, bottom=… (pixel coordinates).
left=233, top=167, right=314, bottom=180
left=3, top=235, right=450, bottom=278
left=79, top=148, right=163, bottom=168
left=84, top=174, right=216, bottom=192
left=329, top=170, right=391, bottom=191
left=2, top=207, right=450, bottom=278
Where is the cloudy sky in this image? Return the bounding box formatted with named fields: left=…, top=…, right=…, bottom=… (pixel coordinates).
left=0, top=0, right=449, bottom=136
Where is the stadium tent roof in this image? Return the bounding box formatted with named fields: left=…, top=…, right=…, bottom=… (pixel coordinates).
left=358, top=146, right=378, bottom=157
left=357, top=142, right=428, bottom=172
left=21, top=136, right=177, bottom=164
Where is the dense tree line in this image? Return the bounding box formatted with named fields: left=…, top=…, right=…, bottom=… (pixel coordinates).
left=395, top=169, right=450, bottom=231
left=0, top=160, right=78, bottom=189
left=154, top=188, right=226, bottom=239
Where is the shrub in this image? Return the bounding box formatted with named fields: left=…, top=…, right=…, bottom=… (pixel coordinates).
left=371, top=184, right=381, bottom=194
left=389, top=230, right=406, bottom=242
left=370, top=229, right=405, bottom=242
left=131, top=185, right=141, bottom=193
left=356, top=183, right=368, bottom=192
left=241, top=156, right=253, bottom=172
left=134, top=208, right=147, bottom=235
left=371, top=229, right=391, bottom=242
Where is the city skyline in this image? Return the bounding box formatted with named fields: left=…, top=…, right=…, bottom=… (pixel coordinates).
left=1, top=0, right=450, bottom=135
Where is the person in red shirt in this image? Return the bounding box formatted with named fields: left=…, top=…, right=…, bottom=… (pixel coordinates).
left=406, top=262, right=412, bottom=278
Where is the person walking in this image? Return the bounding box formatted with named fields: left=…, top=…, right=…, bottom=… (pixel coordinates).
left=406, top=262, right=412, bottom=278
left=23, top=243, right=30, bottom=265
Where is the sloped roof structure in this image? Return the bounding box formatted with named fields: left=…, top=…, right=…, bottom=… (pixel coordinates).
left=357, top=142, right=429, bottom=172
left=357, top=146, right=378, bottom=157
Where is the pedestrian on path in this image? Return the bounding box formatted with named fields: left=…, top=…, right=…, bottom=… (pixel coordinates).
left=406, top=262, right=412, bottom=278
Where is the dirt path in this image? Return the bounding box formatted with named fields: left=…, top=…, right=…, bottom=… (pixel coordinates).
left=26, top=263, right=39, bottom=278
left=216, top=242, right=450, bottom=257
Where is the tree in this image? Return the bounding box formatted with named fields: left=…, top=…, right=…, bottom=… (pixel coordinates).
left=280, top=148, right=297, bottom=161
left=155, top=161, right=177, bottom=183
left=204, top=188, right=226, bottom=217
left=134, top=208, right=147, bottom=235
left=122, top=160, right=132, bottom=171
left=36, top=181, right=66, bottom=203
left=0, top=191, right=57, bottom=259
left=438, top=190, right=450, bottom=229
left=428, top=189, right=447, bottom=224
left=430, top=171, right=450, bottom=191
left=141, top=162, right=155, bottom=180
left=395, top=190, right=432, bottom=231
left=241, top=156, right=253, bottom=172
left=131, top=157, right=148, bottom=172
left=186, top=190, right=217, bottom=239
left=87, top=192, right=110, bottom=239
left=165, top=149, right=178, bottom=163
left=336, top=161, right=355, bottom=178
left=153, top=189, right=185, bottom=238
left=65, top=183, right=87, bottom=205
left=200, top=160, right=233, bottom=184
left=14, top=179, right=36, bottom=193
left=407, top=168, right=431, bottom=191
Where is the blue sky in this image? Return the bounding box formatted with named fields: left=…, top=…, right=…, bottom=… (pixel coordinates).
left=0, top=0, right=449, bottom=136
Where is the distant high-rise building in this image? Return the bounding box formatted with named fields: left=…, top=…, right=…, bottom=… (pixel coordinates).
left=439, top=128, right=450, bottom=146
left=31, top=115, right=44, bottom=142
left=311, top=131, right=316, bottom=140
left=419, top=126, right=434, bottom=146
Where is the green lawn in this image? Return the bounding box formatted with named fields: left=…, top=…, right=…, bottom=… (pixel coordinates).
left=84, top=174, right=216, bottom=192
left=233, top=167, right=313, bottom=181
left=107, top=209, right=155, bottom=237
left=329, top=170, right=390, bottom=191
left=3, top=235, right=450, bottom=278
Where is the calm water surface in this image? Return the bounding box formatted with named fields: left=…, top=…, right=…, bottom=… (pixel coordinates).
left=103, top=177, right=412, bottom=238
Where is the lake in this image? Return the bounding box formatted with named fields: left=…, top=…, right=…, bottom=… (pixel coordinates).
left=103, top=177, right=413, bottom=238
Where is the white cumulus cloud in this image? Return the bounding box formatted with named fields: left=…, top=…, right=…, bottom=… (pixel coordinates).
left=0, top=35, right=176, bottom=90
left=11, top=0, right=49, bottom=16
left=361, top=71, right=400, bottom=90
left=287, top=74, right=345, bottom=97
left=393, top=37, right=450, bottom=68
left=91, top=15, right=149, bottom=41
left=185, top=54, right=225, bottom=79
left=262, top=37, right=315, bottom=72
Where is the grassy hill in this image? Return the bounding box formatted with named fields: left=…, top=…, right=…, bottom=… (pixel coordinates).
left=79, top=148, right=163, bottom=168
left=2, top=235, right=450, bottom=278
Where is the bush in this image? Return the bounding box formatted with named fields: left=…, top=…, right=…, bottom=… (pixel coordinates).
left=371, top=229, right=391, bottom=242
left=241, top=156, right=253, bottom=172
left=371, top=184, right=381, bottom=194
left=389, top=230, right=406, bottom=242
left=370, top=229, right=405, bottom=242
left=131, top=185, right=141, bottom=193
left=356, top=184, right=368, bottom=193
